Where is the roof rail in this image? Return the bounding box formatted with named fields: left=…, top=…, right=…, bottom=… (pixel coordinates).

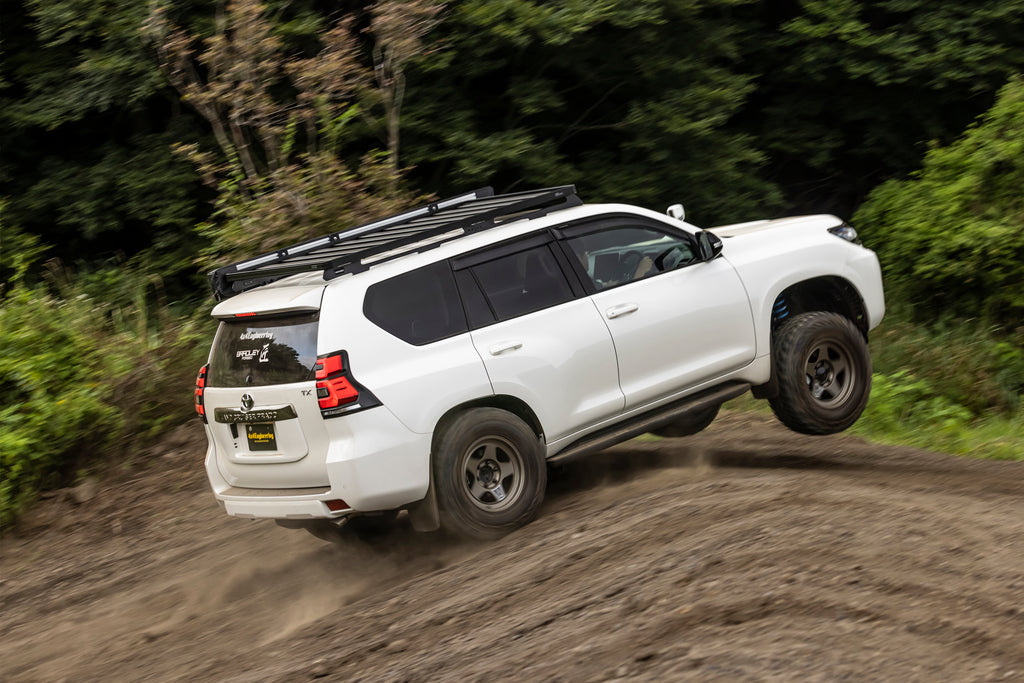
left=208, top=185, right=581, bottom=300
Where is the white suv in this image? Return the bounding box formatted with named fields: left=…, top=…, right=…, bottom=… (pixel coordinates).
left=194, top=186, right=884, bottom=539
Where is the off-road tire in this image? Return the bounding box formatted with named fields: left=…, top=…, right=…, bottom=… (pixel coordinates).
left=768, top=312, right=871, bottom=435
left=651, top=404, right=720, bottom=438
left=433, top=408, right=546, bottom=540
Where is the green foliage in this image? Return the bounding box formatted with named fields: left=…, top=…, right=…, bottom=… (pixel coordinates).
left=851, top=371, right=1024, bottom=461
left=404, top=0, right=782, bottom=225
left=0, top=268, right=210, bottom=530
left=868, top=314, right=1024, bottom=415
left=751, top=0, right=1024, bottom=213
left=0, top=283, right=121, bottom=527
left=0, top=0, right=205, bottom=270
left=150, top=0, right=429, bottom=265
left=855, top=76, right=1024, bottom=329
left=842, top=310, right=1024, bottom=460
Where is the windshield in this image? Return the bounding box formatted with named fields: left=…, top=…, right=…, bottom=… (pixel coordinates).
left=208, top=312, right=319, bottom=387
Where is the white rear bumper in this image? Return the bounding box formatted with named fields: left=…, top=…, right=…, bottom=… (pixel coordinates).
left=204, top=406, right=432, bottom=519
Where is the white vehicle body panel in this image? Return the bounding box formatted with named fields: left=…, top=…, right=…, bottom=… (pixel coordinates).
left=469, top=298, right=624, bottom=442
left=198, top=197, right=885, bottom=522
left=710, top=215, right=885, bottom=358
left=317, top=280, right=492, bottom=435
left=590, top=257, right=756, bottom=409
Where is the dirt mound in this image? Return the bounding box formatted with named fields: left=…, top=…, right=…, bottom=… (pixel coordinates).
left=2, top=412, right=1023, bottom=681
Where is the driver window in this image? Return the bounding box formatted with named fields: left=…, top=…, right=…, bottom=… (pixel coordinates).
left=565, top=225, right=696, bottom=291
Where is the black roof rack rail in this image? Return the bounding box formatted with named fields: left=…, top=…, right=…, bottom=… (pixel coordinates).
left=208, top=185, right=582, bottom=300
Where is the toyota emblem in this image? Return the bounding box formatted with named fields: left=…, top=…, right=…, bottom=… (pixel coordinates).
left=240, top=393, right=254, bottom=412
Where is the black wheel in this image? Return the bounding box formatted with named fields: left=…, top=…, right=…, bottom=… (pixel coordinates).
left=768, top=312, right=872, bottom=435
left=651, top=403, right=720, bottom=438
left=433, top=408, right=546, bottom=540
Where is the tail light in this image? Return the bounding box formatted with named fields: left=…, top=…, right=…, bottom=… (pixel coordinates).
left=194, top=364, right=208, bottom=423
left=313, top=351, right=381, bottom=418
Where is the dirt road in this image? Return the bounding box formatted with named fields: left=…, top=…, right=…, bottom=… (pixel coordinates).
left=2, top=412, right=1023, bottom=682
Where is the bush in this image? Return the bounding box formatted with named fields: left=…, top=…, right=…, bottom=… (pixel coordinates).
left=855, top=76, right=1024, bottom=329
left=0, top=269, right=210, bottom=529
left=851, top=370, right=1024, bottom=460
left=0, top=285, right=122, bottom=526
left=869, top=313, right=1024, bottom=416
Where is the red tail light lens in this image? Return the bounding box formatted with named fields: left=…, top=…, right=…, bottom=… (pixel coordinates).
left=313, top=351, right=381, bottom=418
left=194, top=364, right=208, bottom=422
left=315, top=353, right=359, bottom=409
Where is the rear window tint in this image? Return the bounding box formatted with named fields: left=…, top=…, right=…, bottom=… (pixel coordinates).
left=363, top=261, right=468, bottom=345
left=470, top=244, right=573, bottom=321
left=208, top=312, right=319, bottom=387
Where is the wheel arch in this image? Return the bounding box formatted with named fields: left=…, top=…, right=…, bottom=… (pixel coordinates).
left=431, top=395, right=545, bottom=454
left=752, top=276, right=869, bottom=399
left=770, top=276, right=869, bottom=339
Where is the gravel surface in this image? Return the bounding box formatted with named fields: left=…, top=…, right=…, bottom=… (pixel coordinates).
left=2, top=412, right=1023, bottom=682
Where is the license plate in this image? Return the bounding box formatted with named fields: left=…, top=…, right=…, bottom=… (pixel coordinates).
left=246, top=423, right=277, bottom=451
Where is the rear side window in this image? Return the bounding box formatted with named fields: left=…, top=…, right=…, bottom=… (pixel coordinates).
left=364, top=261, right=468, bottom=345
left=208, top=312, right=319, bottom=387
left=468, top=244, right=574, bottom=321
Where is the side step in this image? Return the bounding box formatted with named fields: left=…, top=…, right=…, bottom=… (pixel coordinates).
left=547, top=382, right=750, bottom=466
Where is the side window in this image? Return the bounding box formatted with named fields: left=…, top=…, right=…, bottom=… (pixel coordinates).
left=565, top=225, right=696, bottom=292
left=467, top=244, right=574, bottom=322
left=363, top=261, right=468, bottom=345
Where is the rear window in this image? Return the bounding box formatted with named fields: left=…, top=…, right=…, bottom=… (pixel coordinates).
left=208, top=312, right=319, bottom=387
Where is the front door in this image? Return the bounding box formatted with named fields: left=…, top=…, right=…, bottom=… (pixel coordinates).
left=560, top=219, right=756, bottom=409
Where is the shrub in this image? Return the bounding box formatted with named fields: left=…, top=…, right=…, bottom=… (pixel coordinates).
left=855, top=75, right=1024, bottom=330
left=0, top=268, right=210, bottom=529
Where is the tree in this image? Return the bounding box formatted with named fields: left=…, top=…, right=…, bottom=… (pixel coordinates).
left=0, top=0, right=205, bottom=280
left=741, top=0, right=1024, bottom=216
left=400, top=0, right=782, bottom=226
left=144, top=0, right=440, bottom=265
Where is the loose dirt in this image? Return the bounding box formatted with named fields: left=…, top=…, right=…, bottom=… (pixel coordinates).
left=2, top=412, right=1023, bottom=682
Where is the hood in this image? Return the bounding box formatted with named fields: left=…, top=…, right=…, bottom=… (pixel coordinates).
left=708, top=214, right=842, bottom=239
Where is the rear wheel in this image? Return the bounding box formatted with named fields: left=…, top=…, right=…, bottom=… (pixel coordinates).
left=433, top=408, right=546, bottom=540
left=650, top=404, right=720, bottom=438
left=768, top=312, right=871, bottom=435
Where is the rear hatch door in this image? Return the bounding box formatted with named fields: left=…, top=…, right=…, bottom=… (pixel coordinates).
left=204, top=286, right=330, bottom=489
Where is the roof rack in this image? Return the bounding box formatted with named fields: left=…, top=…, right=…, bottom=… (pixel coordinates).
left=208, top=185, right=582, bottom=300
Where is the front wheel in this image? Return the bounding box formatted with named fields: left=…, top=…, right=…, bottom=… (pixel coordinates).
left=768, top=312, right=872, bottom=435
left=433, top=408, right=546, bottom=540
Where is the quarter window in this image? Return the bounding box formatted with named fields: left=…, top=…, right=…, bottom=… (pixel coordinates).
left=364, top=261, right=468, bottom=345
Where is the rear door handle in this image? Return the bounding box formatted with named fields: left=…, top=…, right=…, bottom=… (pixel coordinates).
left=489, top=341, right=523, bottom=356
left=606, top=303, right=639, bottom=319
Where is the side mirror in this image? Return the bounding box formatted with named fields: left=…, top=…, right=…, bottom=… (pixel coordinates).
left=696, top=230, right=723, bottom=261
left=666, top=204, right=685, bottom=221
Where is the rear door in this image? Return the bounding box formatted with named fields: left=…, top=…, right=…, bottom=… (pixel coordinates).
left=203, top=310, right=331, bottom=489
left=453, top=233, right=624, bottom=442
left=559, top=218, right=756, bottom=409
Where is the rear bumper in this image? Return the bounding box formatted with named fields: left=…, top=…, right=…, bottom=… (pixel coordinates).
left=204, top=407, right=432, bottom=519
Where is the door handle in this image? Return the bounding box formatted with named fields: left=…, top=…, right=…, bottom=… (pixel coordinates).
left=606, top=303, right=639, bottom=319
left=489, top=341, right=523, bottom=356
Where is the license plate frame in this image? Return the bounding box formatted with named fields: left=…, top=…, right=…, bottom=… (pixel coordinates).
left=245, top=423, right=277, bottom=451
